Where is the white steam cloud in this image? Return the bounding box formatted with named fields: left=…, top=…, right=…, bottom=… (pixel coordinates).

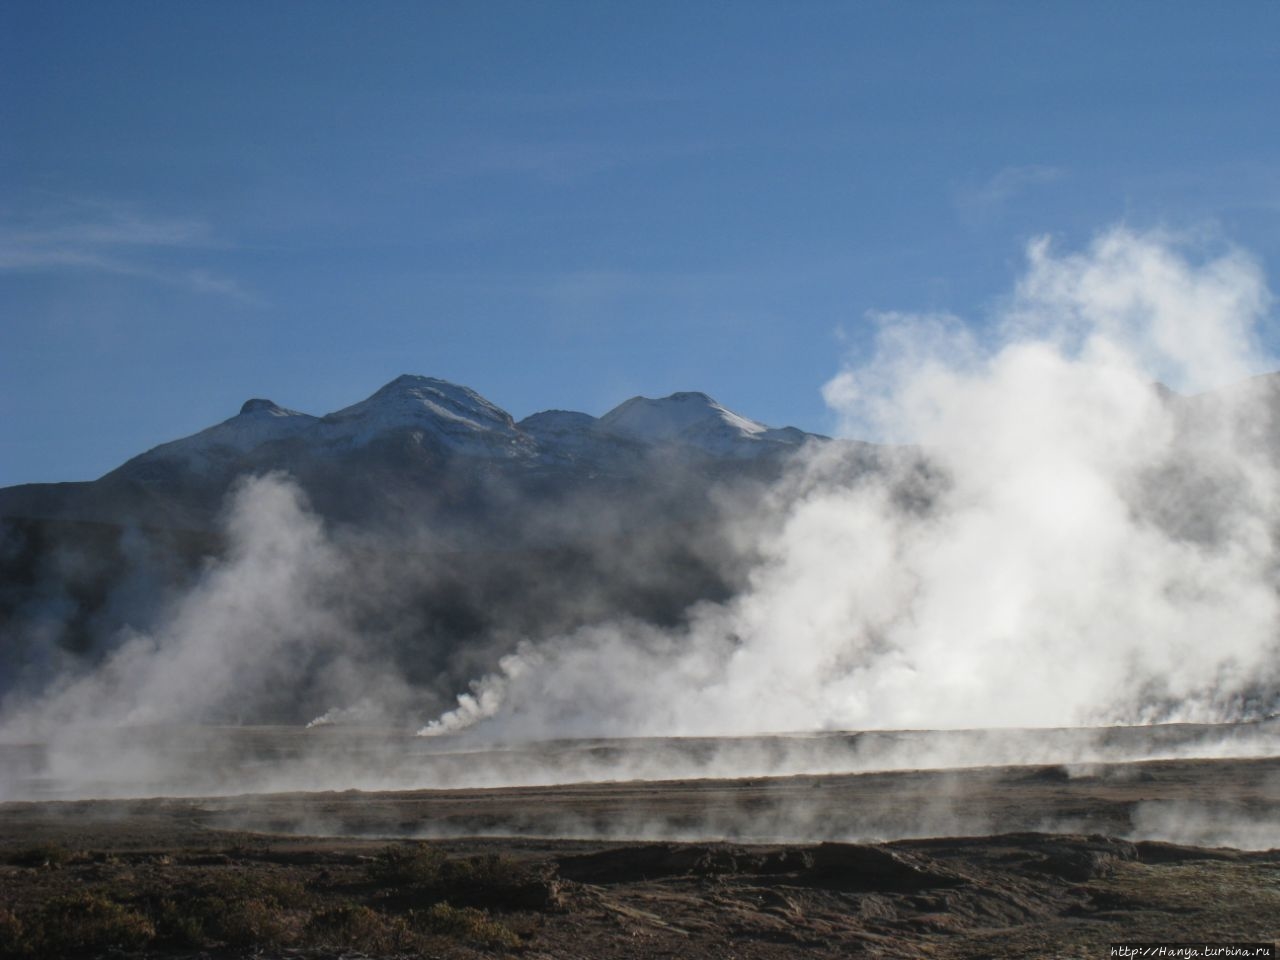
left=422, top=227, right=1280, bottom=740
left=3, top=225, right=1278, bottom=818
left=3, top=475, right=412, bottom=734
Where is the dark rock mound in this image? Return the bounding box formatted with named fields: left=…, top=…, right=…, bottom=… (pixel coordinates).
left=1134, top=841, right=1249, bottom=865
left=554, top=841, right=962, bottom=893
left=556, top=843, right=749, bottom=884
left=1017, top=835, right=1138, bottom=881
left=798, top=843, right=965, bottom=892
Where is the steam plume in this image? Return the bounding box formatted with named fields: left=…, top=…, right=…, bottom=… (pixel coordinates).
left=422, top=227, right=1280, bottom=739
left=3, top=225, right=1278, bottom=810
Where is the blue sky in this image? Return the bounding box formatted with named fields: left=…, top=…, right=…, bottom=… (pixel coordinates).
left=3, top=1, right=1279, bottom=486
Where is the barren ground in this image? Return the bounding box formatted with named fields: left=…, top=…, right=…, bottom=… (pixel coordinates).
left=1, top=754, right=1278, bottom=958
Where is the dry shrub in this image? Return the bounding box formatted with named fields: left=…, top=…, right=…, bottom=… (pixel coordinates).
left=0, top=909, right=24, bottom=958
left=153, top=873, right=304, bottom=949
left=7, top=846, right=72, bottom=869
left=153, top=898, right=206, bottom=947
left=184, top=895, right=290, bottom=947
left=307, top=902, right=417, bottom=953
left=366, top=843, right=446, bottom=885
left=3, top=893, right=154, bottom=958
left=416, top=901, right=520, bottom=949
left=198, top=871, right=309, bottom=908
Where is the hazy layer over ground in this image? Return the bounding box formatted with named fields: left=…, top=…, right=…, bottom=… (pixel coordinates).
left=0, top=722, right=1275, bottom=849
left=1, top=754, right=1276, bottom=959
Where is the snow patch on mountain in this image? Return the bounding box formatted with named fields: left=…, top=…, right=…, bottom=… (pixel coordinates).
left=598, top=392, right=813, bottom=458
left=321, top=374, right=531, bottom=456
left=128, top=399, right=318, bottom=473
left=101, top=375, right=820, bottom=486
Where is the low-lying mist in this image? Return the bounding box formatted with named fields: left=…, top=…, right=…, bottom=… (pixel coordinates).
left=2, top=226, right=1279, bottom=834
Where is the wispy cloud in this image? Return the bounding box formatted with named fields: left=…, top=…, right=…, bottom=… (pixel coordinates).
left=0, top=197, right=256, bottom=302
left=955, top=164, right=1066, bottom=224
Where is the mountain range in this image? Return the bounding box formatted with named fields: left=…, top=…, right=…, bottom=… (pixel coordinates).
left=0, top=375, right=827, bottom=532
left=5, top=371, right=1280, bottom=725
left=0, top=377, right=835, bottom=710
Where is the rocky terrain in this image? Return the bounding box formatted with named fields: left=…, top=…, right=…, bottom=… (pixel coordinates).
left=1, top=753, right=1277, bottom=958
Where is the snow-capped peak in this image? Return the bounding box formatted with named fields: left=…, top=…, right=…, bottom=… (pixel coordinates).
left=326, top=375, right=514, bottom=431
left=321, top=374, right=529, bottom=455
left=595, top=391, right=814, bottom=458
left=103, top=376, right=819, bottom=490
left=599, top=392, right=765, bottom=442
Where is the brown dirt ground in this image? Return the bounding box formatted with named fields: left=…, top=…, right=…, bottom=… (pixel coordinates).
left=0, top=755, right=1277, bottom=958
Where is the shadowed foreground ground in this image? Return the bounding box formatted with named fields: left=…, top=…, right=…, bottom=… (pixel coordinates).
left=0, top=755, right=1276, bottom=958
